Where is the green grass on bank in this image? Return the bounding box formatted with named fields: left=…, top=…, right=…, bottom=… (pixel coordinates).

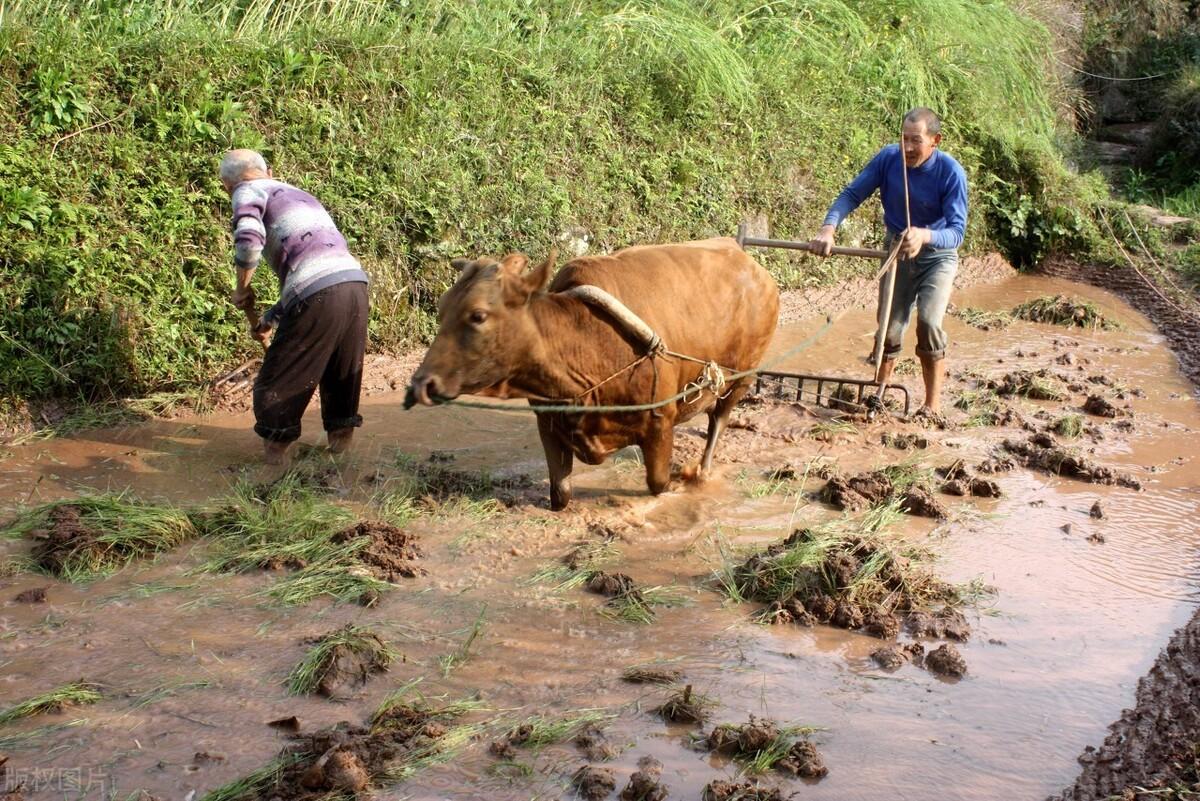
left=0, top=0, right=1132, bottom=409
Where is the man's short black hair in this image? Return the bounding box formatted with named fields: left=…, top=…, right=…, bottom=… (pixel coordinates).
left=903, top=107, right=941, bottom=135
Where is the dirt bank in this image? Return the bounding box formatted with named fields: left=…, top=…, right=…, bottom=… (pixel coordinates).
left=1049, top=608, right=1200, bottom=800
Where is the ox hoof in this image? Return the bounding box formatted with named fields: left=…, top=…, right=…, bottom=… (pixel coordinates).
left=679, top=463, right=707, bottom=485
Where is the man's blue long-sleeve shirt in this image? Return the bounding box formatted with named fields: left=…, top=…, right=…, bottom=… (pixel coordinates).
left=822, top=144, right=968, bottom=250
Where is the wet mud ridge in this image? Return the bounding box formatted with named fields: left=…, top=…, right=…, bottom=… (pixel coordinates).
left=1050, top=607, right=1200, bottom=800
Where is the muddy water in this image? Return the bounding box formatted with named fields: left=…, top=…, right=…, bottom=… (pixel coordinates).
left=1, top=273, right=1198, bottom=801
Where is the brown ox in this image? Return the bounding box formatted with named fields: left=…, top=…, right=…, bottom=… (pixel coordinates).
left=406, top=238, right=780, bottom=510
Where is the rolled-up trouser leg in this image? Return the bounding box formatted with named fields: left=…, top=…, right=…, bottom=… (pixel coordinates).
left=253, top=283, right=365, bottom=443
left=877, top=233, right=958, bottom=360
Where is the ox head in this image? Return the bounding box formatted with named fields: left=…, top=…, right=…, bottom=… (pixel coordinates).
left=405, top=249, right=557, bottom=408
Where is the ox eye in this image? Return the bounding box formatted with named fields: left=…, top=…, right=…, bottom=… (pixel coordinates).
left=468, top=309, right=488, bottom=325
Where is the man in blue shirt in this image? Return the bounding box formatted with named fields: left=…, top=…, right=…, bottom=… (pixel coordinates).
left=811, top=107, right=968, bottom=416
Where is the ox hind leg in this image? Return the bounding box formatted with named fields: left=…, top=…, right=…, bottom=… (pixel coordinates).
left=700, top=380, right=752, bottom=477
left=536, top=413, right=575, bottom=511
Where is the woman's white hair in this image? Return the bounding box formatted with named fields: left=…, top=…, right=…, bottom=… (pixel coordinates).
left=220, top=149, right=268, bottom=185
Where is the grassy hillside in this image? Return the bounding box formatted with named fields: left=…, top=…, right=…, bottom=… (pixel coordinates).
left=0, top=0, right=1096, bottom=404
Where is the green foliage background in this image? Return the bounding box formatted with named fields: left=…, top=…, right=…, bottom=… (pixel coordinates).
left=0, top=0, right=1100, bottom=403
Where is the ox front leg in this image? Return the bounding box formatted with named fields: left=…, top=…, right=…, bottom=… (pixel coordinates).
left=640, top=418, right=675, bottom=496
left=536, top=413, right=574, bottom=511
left=701, top=382, right=751, bottom=477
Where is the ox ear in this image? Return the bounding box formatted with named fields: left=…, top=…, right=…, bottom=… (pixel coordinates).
left=450, top=257, right=474, bottom=272
left=518, top=248, right=557, bottom=298
left=499, top=252, right=528, bottom=275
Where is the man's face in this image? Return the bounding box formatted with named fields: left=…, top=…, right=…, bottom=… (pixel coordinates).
left=902, top=120, right=941, bottom=168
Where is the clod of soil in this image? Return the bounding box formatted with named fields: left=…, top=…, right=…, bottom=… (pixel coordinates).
left=587, top=571, right=638, bottom=597
left=621, top=666, right=683, bottom=685
left=246, top=711, right=455, bottom=801
left=881, top=432, right=928, bottom=450
left=300, top=628, right=394, bottom=698
left=861, top=608, right=901, bottom=639
left=871, top=642, right=925, bottom=670
left=620, top=756, right=667, bottom=801
left=925, top=644, right=968, bottom=678
left=269, top=716, right=301, bottom=732
left=702, top=780, right=785, bottom=801
left=1089, top=500, right=1105, bottom=519
left=1087, top=532, right=1107, bottom=544
left=900, top=486, right=948, bottom=518
left=906, top=609, right=971, bottom=641
left=977, top=456, right=1018, bottom=474
left=937, top=463, right=1002, bottom=498
left=28, top=506, right=105, bottom=576
left=705, top=716, right=828, bottom=778
left=1082, top=395, right=1124, bottom=418
left=574, top=724, right=618, bottom=762
left=1002, top=435, right=1142, bottom=489
left=332, top=520, right=425, bottom=581
left=653, top=684, right=711, bottom=725
left=828, top=384, right=859, bottom=412
left=1011, top=295, right=1119, bottom=330
left=987, top=369, right=1066, bottom=401
left=13, top=587, right=47, bottom=603
left=823, top=469, right=942, bottom=516
left=1051, top=608, right=1200, bottom=801
left=572, top=765, right=616, bottom=801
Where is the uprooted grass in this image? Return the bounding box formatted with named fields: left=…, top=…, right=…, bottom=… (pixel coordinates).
left=653, top=684, right=716, bottom=725
left=286, top=625, right=398, bottom=697
left=597, top=583, right=688, bottom=625
left=0, top=719, right=89, bottom=751
left=526, top=538, right=621, bottom=592
left=953, top=306, right=1013, bottom=330
left=193, top=475, right=395, bottom=606
left=1012, top=295, right=1122, bottom=330
left=2, top=494, right=195, bottom=581
left=715, top=503, right=968, bottom=627
left=438, top=605, right=487, bottom=677
left=1053, top=413, right=1084, bottom=439
left=988, top=369, right=1067, bottom=401
left=497, top=710, right=612, bottom=751
left=0, top=682, right=102, bottom=725
left=954, top=389, right=1005, bottom=427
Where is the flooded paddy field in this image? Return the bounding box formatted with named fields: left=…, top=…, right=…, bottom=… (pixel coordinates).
left=1, top=271, right=1198, bottom=801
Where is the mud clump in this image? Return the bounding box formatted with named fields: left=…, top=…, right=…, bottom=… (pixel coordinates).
left=900, top=485, right=948, bottom=518
left=881, top=432, right=928, bottom=450
left=823, top=469, right=943, bottom=516
left=28, top=506, right=103, bottom=576
left=1090, top=500, right=1105, bottom=519
left=871, top=643, right=925, bottom=670
left=906, top=609, right=971, bottom=641
left=301, top=628, right=394, bottom=698
left=705, top=717, right=827, bottom=779
left=587, top=571, right=638, bottom=597
left=702, top=780, right=784, bottom=801
left=828, top=384, right=859, bottom=412
left=1002, top=435, right=1142, bottom=489
left=13, top=587, right=47, bottom=603
left=925, top=644, right=968, bottom=677
left=653, top=684, right=712, bottom=725
left=734, top=527, right=966, bottom=640
left=988, top=369, right=1066, bottom=401
left=977, top=455, right=1017, bottom=474
left=620, top=757, right=667, bottom=801
left=255, top=712, right=453, bottom=801
left=937, top=462, right=1003, bottom=498
left=1011, top=294, right=1120, bottom=331
left=621, top=666, right=683, bottom=685
left=572, top=765, right=616, bottom=801
left=332, top=521, right=424, bottom=581
left=574, top=724, right=618, bottom=762
left=1083, top=395, right=1124, bottom=418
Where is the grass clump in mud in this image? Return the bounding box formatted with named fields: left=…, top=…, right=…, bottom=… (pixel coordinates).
left=390, top=452, right=533, bottom=512
left=653, top=684, right=715, bottom=725
left=490, top=711, right=612, bottom=757
left=203, top=686, right=482, bottom=801
left=703, top=716, right=827, bottom=778
left=3, top=494, right=194, bottom=581
left=1053, top=413, right=1084, bottom=439
left=621, top=661, right=684, bottom=685
left=587, top=571, right=687, bottom=624
left=0, top=682, right=102, bottom=725
left=195, top=476, right=418, bottom=606
left=987, top=369, right=1066, bottom=401
left=286, top=625, right=397, bottom=698
left=1012, top=295, right=1121, bottom=331
left=702, top=779, right=788, bottom=801
left=821, top=463, right=946, bottom=518
left=717, top=505, right=971, bottom=639
left=953, top=306, right=1013, bottom=330
left=438, top=606, right=486, bottom=677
